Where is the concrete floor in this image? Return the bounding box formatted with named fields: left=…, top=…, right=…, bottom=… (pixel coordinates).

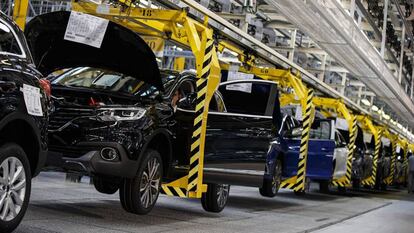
left=15, top=172, right=414, bottom=233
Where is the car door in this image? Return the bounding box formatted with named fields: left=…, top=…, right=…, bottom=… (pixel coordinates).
left=280, top=115, right=303, bottom=178
left=306, top=119, right=335, bottom=180
left=333, top=130, right=348, bottom=179
left=204, top=79, right=280, bottom=185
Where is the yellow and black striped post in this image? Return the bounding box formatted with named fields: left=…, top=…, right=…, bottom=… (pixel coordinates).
left=389, top=141, right=397, bottom=184
left=332, top=116, right=357, bottom=187
left=370, top=129, right=382, bottom=186
left=186, top=37, right=215, bottom=195
left=280, top=89, right=314, bottom=191
left=362, top=129, right=381, bottom=186
left=384, top=138, right=397, bottom=185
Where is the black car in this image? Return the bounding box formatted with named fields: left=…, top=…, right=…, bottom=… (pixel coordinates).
left=24, top=11, right=293, bottom=215
left=0, top=13, right=49, bottom=232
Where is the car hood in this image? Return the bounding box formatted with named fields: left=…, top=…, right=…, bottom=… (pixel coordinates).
left=25, top=11, right=162, bottom=90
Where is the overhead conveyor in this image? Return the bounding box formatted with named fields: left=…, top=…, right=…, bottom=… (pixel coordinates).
left=357, top=116, right=381, bottom=187
left=312, top=98, right=357, bottom=188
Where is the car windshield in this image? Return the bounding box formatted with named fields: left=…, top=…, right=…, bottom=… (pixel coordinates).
left=52, top=67, right=177, bottom=97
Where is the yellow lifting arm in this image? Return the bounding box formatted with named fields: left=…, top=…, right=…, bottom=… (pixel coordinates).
left=357, top=116, right=381, bottom=186
left=12, top=0, right=29, bottom=30
left=219, top=62, right=314, bottom=193
left=312, top=97, right=357, bottom=188
left=71, top=0, right=222, bottom=199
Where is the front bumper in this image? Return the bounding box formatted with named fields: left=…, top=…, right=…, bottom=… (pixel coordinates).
left=47, top=142, right=139, bottom=178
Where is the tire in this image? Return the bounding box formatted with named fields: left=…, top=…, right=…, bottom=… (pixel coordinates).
left=0, top=143, right=31, bottom=233
left=352, top=179, right=361, bottom=190
left=119, top=149, right=162, bottom=215
left=201, top=183, right=230, bottom=213
left=337, top=186, right=346, bottom=193
left=93, top=177, right=119, bottom=195
left=294, top=177, right=310, bottom=196
left=319, top=181, right=330, bottom=193
left=259, top=159, right=282, bottom=197
left=65, top=173, right=82, bottom=183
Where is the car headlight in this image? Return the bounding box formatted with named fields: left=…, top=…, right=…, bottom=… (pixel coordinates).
left=97, top=107, right=146, bottom=122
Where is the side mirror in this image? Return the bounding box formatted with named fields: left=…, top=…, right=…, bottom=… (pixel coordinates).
left=285, top=127, right=302, bottom=138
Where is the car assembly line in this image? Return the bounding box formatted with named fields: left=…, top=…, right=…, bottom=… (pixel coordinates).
left=1, top=0, right=414, bottom=232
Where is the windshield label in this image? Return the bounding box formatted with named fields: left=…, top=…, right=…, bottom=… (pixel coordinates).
left=64, top=11, right=109, bottom=49
left=21, top=84, right=43, bottom=116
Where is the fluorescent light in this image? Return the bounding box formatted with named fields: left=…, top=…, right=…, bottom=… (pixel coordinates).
left=383, top=114, right=390, bottom=120
left=371, top=105, right=379, bottom=112
left=361, top=98, right=371, bottom=106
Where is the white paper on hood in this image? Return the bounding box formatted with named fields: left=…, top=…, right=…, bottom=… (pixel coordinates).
left=64, top=11, right=109, bottom=48
left=363, top=132, right=373, bottom=143
left=381, top=137, right=391, bottom=147
left=226, top=71, right=254, bottom=93
left=335, top=117, right=348, bottom=131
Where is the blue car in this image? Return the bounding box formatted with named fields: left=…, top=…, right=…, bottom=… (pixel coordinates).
left=265, top=115, right=336, bottom=195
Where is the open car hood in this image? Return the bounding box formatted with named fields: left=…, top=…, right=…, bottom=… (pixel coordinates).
left=25, top=11, right=162, bottom=90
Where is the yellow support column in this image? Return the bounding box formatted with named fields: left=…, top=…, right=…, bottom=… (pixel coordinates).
left=12, top=0, right=29, bottom=30
left=359, top=116, right=380, bottom=186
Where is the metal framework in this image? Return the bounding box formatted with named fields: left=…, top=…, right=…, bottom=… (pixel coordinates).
left=313, top=97, right=357, bottom=188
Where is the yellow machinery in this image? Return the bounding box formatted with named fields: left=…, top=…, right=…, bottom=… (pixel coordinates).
left=67, top=0, right=222, bottom=198
left=381, top=128, right=397, bottom=185
left=219, top=61, right=314, bottom=192
left=313, top=98, right=357, bottom=188
left=358, top=116, right=381, bottom=187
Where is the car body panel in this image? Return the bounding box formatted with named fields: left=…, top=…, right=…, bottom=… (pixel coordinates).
left=0, top=13, right=48, bottom=176
left=333, top=146, right=348, bottom=179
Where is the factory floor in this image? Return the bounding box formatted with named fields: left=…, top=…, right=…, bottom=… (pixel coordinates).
left=16, top=172, right=414, bottom=233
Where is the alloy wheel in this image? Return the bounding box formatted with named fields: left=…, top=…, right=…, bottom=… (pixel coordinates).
left=0, top=157, right=26, bottom=222
left=216, top=184, right=230, bottom=208
left=139, top=157, right=161, bottom=209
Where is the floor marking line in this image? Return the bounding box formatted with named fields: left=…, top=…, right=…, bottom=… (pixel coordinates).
left=297, top=202, right=392, bottom=233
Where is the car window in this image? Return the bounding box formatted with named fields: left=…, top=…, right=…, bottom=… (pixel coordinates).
left=0, top=21, right=23, bottom=56
left=217, top=81, right=277, bottom=116
left=335, top=131, right=345, bottom=147
left=310, top=121, right=331, bottom=140
left=173, top=79, right=196, bottom=110
left=209, top=92, right=226, bottom=112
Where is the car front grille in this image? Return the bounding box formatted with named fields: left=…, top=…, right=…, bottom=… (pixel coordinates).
left=49, top=107, right=95, bottom=131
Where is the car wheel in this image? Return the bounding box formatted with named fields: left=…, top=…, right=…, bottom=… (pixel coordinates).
left=337, top=186, right=346, bottom=193
left=260, top=159, right=282, bottom=197
left=93, top=177, right=119, bottom=195
left=319, top=180, right=331, bottom=193
left=0, top=143, right=31, bottom=233
left=119, top=149, right=162, bottom=215
left=201, top=183, right=230, bottom=213
left=65, top=173, right=82, bottom=183
left=294, top=177, right=310, bottom=196
left=352, top=179, right=361, bottom=190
